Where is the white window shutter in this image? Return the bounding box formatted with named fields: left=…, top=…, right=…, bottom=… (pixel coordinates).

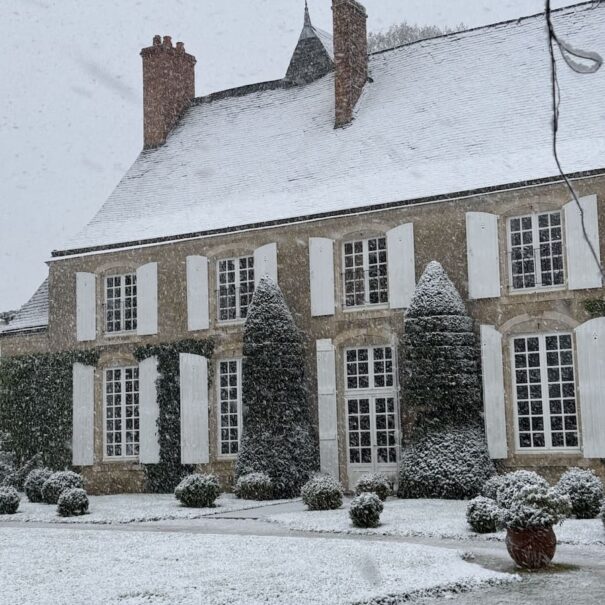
left=186, top=256, right=209, bottom=331
left=466, top=212, right=501, bottom=299
left=137, top=262, right=158, bottom=336
left=179, top=353, right=209, bottom=464
left=575, top=318, right=605, bottom=458
left=72, top=363, right=95, bottom=466
left=139, top=356, right=160, bottom=464
left=480, top=325, right=508, bottom=459
left=386, top=224, right=415, bottom=309
left=254, top=243, right=278, bottom=286
left=316, top=339, right=339, bottom=478
left=76, top=272, right=96, bottom=341
left=564, top=195, right=602, bottom=290
left=309, top=238, right=335, bottom=317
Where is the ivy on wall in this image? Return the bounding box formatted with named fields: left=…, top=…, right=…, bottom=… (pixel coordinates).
left=0, top=350, right=99, bottom=470
left=134, top=339, right=214, bottom=493
left=584, top=298, right=605, bottom=318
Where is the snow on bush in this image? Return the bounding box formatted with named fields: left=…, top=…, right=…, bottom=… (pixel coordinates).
left=466, top=496, right=501, bottom=534
left=349, top=493, right=384, bottom=528
left=174, top=474, right=220, bottom=508
left=57, top=488, right=89, bottom=517
left=354, top=472, right=391, bottom=501
left=24, top=468, right=53, bottom=503
left=601, top=501, right=605, bottom=529
left=398, top=427, right=495, bottom=499
left=301, top=475, right=343, bottom=510
left=499, top=484, right=571, bottom=530
left=41, top=471, right=84, bottom=505
left=480, top=475, right=504, bottom=500
left=556, top=468, right=604, bottom=519
left=235, top=278, right=318, bottom=498
left=0, top=486, right=20, bottom=514
left=493, top=470, right=549, bottom=509
left=234, top=472, right=274, bottom=501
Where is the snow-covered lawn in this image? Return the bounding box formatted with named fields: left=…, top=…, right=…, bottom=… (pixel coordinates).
left=266, top=498, right=605, bottom=547
left=0, top=527, right=515, bottom=605
left=2, top=493, right=291, bottom=525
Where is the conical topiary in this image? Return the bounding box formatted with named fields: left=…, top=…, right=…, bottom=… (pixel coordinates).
left=235, top=277, right=319, bottom=498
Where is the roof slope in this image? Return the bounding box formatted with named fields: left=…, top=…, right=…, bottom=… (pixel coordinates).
left=61, top=4, right=605, bottom=255
left=1, top=279, right=49, bottom=334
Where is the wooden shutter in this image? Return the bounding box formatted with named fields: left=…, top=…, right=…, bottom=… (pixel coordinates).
left=137, top=262, right=158, bottom=335
left=480, top=325, right=508, bottom=459
left=139, top=356, right=160, bottom=464
left=575, top=318, right=605, bottom=458
left=186, top=255, right=209, bottom=331
left=179, top=353, right=209, bottom=464
left=309, top=238, right=335, bottom=317
left=386, top=223, right=416, bottom=309
left=466, top=212, right=501, bottom=299
left=564, top=195, right=602, bottom=290
left=72, top=363, right=95, bottom=466
left=254, top=243, right=278, bottom=286
left=76, top=272, right=96, bottom=341
left=316, top=339, right=339, bottom=478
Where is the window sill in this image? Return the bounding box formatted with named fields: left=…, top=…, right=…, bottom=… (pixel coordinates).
left=217, top=455, right=238, bottom=462
left=217, top=319, right=246, bottom=327
left=514, top=448, right=582, bottom=456
left=507, top=285, right=566, bottom=296
left=104, top=330, right=138, bottom=338
left=342, top=304, right=390, bottom=313
left=102, top=457, right=140, bottom=464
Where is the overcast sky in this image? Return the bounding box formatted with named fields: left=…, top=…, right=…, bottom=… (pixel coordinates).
left=0, top=0, right=578, bottom=310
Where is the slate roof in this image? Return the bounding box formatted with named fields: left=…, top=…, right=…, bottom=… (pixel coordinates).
left=57, top=2, right=605, bottom=257
left=0, top=279, right=49, bottom=334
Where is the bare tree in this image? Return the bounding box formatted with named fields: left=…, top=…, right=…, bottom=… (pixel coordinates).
left=368, top=21, right=466, bottom=53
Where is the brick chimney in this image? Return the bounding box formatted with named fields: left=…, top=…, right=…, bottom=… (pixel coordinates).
left=140, top=35, right=196, bottom=148
left=332, top=0, right=368, bottom=127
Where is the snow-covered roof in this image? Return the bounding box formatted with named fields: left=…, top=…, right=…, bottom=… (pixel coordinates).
left=0, top=279, right=49, bottom=334
left=59, top=3, right=605, bottom=256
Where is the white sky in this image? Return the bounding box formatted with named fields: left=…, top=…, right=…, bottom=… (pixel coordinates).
left=0, top=0, right=578, bottom=310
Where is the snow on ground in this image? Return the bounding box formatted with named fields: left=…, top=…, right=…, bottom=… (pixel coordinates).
left=0, top=527, right=515, bottom=605
left=3, top=493, right=291, bottom=525
left=265, top=498, right=605, bottom=547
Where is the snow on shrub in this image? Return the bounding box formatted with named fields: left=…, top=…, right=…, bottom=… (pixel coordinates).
left=354, top=472, right=391, bottom=501
left=481, top=475, right=505, bottom=501
left=301, top=475, right=343, bottom=510
left=0, top=486, right=20, bottom=515
left=349, top=493, right=383, bottom=528
left=41, top=471, right=84, bottom=505
left=398, top=427, right=495, bottom=499
left=466, top=496, right=501, bottom=534
left=24, top=468, right=53, bottom=503
left=499, top=484, right=571, bottom=530
left=234, top=472, right=274, bottom=501
left=493, top=470, right=549, bottom=509
left=174, top=474, right=220, bottom=508
left=556, top=468, right=604, bottom=519
left=57, top=488, right=89, bottom=517
left=601, top=501, right=605, bottom=529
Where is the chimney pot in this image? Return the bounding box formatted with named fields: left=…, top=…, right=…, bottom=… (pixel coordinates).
left=153, top=34, right=161, bottom=46
left=163, top=35, right=173, bottom=48
left=176, top=41, right=185, bottom=53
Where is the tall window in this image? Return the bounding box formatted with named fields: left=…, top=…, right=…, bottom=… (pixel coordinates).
left=105, top=274, right=137, bottom=333
left=508, top=212, right=564, bottom=290
left=218, top=359, right=242, bottom=456
left=512, top=333, right=578, bottom=450
left=217, top=257, right=254, bottom=321
left=345, top=346, right=398, bottom=466
left=343, top=237, right=388, bottom=307
left=105, top=366, right=139, bottom=459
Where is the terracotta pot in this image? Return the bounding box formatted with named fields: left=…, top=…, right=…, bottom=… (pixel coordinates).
left=505, top=526, right=557, bottom=569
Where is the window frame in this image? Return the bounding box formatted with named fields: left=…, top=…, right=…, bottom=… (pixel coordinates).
left=216, top=256, right=255, bottom=323
left=216, top=357, right=243, bottom=459
left=104, top=273, right=138, bottom=335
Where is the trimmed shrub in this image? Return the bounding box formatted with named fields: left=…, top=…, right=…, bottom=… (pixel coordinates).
left=499, top=485, right=571, bottom=530
left=601, top=501, right=605, bottom=529
left=354, top=473, right=391, bottom=501
left=41, top=471, right=84, bottom=505
left=24, top=468, right=53, bottom=503
left=556, top=468, right=604, bottom=519
left=466, top=496, right=501, bottom=533
left=174, top=474, right=220, bottom=508
left=493, top=470, right=549, bottom=509
left=481, top=475, right=504, bottom=500
left=0, top=486, right=19, bottom=515
left=349, top=493, right=383, bottom=528
left=57, top=488, right=89, bottom=517
left=398, top=426, right=496, bottom=499
left=234, top=472, right=274, bottom=501
left=301, top=475, right=343, bottom=510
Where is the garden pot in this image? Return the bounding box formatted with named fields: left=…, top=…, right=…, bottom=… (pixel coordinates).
left=505, top=526, right=557, bottom=569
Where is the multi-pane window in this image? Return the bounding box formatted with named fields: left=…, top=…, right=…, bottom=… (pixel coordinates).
left=343, top=237, right=388, bottom=307
left=345, top=347, right=398, bottom=466
left=218, top=359, right=242, bottom=456
left=509, top=212, right=564, bottom=290
left=105, top=274, right=137, bottom=333
left=513, top=334, right=578, bottom=450
left=105, top=366, right=139, bottom=459
left=217, top=257, right=254, bottom=321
